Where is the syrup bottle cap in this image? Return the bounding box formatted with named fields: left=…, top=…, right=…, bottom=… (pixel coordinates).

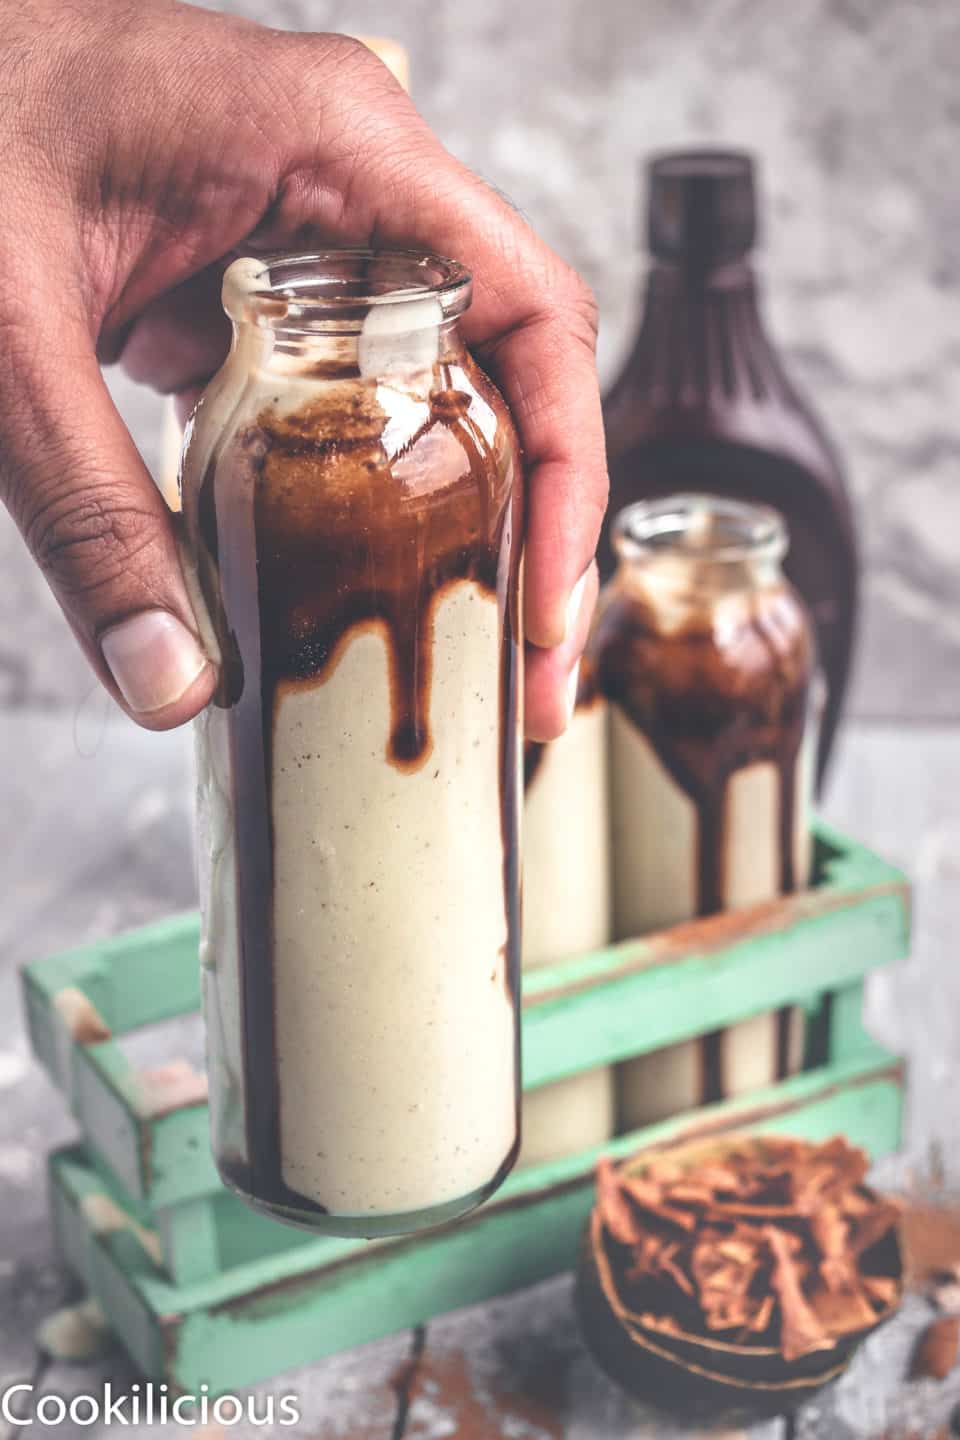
left=647, top=150, right=757, bottom=266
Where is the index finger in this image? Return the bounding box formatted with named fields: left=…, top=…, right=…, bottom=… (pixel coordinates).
left=253, top=62, right=609, bottom=663
left=393, top=175, right=609, bottom=653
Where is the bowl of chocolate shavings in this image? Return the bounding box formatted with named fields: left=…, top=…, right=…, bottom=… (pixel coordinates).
left=576, top=1133, right=903, bottom=1426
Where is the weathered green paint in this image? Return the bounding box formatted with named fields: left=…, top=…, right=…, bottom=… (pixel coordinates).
left=70, top=1040, right=148, bottom=1197
left=157, top=1197, right=221, bottom=1285
left=23, top=911, right=201, bottom=1033
left=49, top=1050, right=904, bottom=1393
left=24, top=824, right=910, bottom=1211
left=48, top=1151, right=166, bottom=1378
left=148, top=1102, right=219, bottom=1207
left=32, top=821, right=910, bottom=1391
left=523, top=890, right=906, bottom=1089
left=829, top=979, right=881, bottom=1062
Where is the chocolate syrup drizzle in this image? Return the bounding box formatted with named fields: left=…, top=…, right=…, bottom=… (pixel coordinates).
left=195, top=360, right=522, bottom=1217
left=594, top=577, right=814, bottom=1101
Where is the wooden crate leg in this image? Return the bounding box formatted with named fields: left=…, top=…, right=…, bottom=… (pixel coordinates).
left=827, top=979, right=880, bottom=1063
left=157, top=1197, right=220, bottom=1284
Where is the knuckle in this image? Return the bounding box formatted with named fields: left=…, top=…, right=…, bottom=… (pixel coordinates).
left=557, top=271, right=600, bottom=351
left=24, top=481, right=164, bottom=600
left=315, top=32, right=395, bottom=86
left=581, top=477, right=610, bottom=538
left=285, top=30, right=402, bottom=110
left=267, top=32, right=418, bottom=199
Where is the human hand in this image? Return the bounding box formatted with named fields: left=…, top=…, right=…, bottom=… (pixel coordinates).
left=0, top=0, right=606, bottom=739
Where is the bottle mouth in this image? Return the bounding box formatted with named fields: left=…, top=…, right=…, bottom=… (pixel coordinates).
left=648, top=148, right=753, bottom=183
left=222, top=249, right=472, bottom=332
left=645, top=148, right=757, bottom=266
left=613, top=494, right=787, bottom=565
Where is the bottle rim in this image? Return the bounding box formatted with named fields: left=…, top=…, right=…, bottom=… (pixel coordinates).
left=613, top=493, right=788, bottom=565
left=222, top=249, right=472, bottom=330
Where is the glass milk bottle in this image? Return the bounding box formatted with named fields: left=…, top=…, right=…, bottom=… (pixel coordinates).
left=180, top=251, right=523, bottom=1236
left=520, top=665, right=614, bottom=1167
left=592, top=496, right=816, bottom=1130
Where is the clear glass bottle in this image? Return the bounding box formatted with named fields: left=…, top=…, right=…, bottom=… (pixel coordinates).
left=592, top=495, right=817, bottom=1130
left=179, top=251, right=523, bottom=1236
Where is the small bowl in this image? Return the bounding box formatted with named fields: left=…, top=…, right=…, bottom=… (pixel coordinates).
left=576, top=1134, right=903, bottom=1427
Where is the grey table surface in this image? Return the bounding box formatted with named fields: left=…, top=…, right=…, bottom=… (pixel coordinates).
left=2, top=706, right=959, bottom=1439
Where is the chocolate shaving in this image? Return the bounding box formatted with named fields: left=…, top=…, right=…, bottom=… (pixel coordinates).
left=765, top=1225, right=835, bottom=1361
left=862, top=1275, right=900, bottom=1311
left=693, top=1163, right=746, bottom=1193
left=642, top=1159, right=686, bottom=1186
left=596, top=1158, right=643, bottom=1247
left=747, top=1293, right=776, bottom=1334
left=664, top=1182, right=716, bottom=1207
left=810, top=1204, right=849, bottom=1268
left=656, top=1242, right=697, bottom=1298
left=808, top=1202, right=875, bottom=1329
left=595, top=1134, right=902, bottom=1364
left=621, top=1176, right=698, bottom=1232
left=808, top=1281, right=877, bottom=1337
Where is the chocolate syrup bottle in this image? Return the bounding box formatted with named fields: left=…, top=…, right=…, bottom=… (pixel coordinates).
left=600, top=151, right=857, bottom=781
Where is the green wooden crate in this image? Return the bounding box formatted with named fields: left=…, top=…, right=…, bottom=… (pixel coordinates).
left=25, top=821, right=909, bottom=1392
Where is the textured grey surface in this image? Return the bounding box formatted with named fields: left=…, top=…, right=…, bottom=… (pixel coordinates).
left=0, top=716, right=958, bottom=1437
left=1, top=0, right=959, bottom=717
left=2, top=1, right=960, bottom=1433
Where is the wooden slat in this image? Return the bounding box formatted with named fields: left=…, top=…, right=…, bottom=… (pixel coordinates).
left=523, top=886, right=906, bottom=1088
left=22, top=823, right=902, bottom=1072
left=157, top=1198, right=221, bottom=1285
left=70, top=1040, right=147, bottom=1198
left=829, top=979, right=880, bottom=1062
left=22, top=825, right=911, bottom=1215
left=49, top=1049, right=904, bottom=1393
left=48, top=1152, right=166, bottom=1378
left=22, top=910, right=201, bottom=1043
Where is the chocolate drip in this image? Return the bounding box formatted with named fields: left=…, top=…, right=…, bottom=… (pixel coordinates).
left=195, top=359, right=522, bottom=1215
left=699, top=1030, right=725, bottom=1106
left=775, top=1005, right=795, bottom=1081
left=596, top=578, right=813, bottom=1113
left=595, top=582, right=813, bottom=918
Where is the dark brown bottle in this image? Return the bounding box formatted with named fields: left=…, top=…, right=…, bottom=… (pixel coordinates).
left=600, top=150, right=857, bottom=781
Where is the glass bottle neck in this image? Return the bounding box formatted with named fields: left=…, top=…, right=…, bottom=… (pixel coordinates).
left=616, top=254, right=781, bottom=405
left=237, top=317, right=468, bottom=383
left=612, top=495, right=788, bottom=605
left=646, top=254, right=758, bottom=296
left=220, top=250, right=473, bottom=385
left=616, top=549, right=784, bottom=606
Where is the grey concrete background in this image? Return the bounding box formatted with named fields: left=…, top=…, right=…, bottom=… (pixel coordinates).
left=3, top=2, right=960, bottom=1433
left=4, top=0, right=960, bottom=719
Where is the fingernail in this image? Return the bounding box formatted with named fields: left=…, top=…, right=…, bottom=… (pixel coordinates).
left=566, top=659, right=581, bottom=726
left=564, top=569, right=590, bottom=642
left=101, top=610, right=208, bottom=715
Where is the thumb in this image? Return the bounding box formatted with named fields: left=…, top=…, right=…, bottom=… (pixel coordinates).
left=1, top=313, right=215, bottom=728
